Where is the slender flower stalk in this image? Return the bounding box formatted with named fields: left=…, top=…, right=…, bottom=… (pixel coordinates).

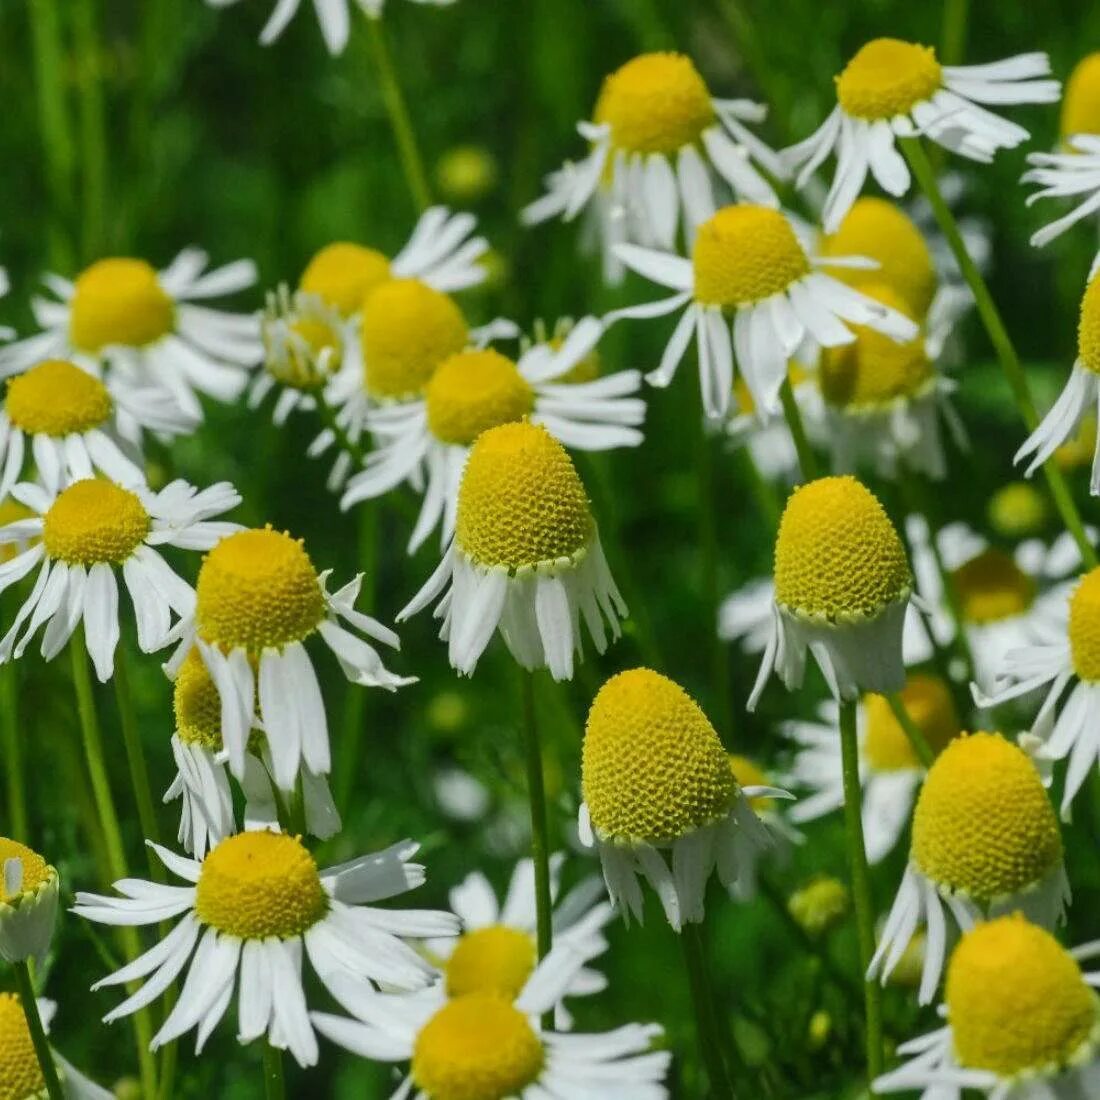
left=1, top=661, right=27, bottom=841
left=72, top=0, right=108, bottom=260
left=682, top=922, right=737, bottom=1099
left=11, top=962, right=64, bottom=1100
left=940, top=0, right=970, bottom=66
left=778, top=375, right=819, bottom=481
left=264, top=1042, right=286, bottom=1100
left=885, top=693, right=934, bottom=767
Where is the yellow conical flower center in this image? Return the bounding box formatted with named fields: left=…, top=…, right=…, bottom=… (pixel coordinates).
left=774, top=475, right=911, bottom=620
left=911, top=732, right=1062, bottom=901
left=195, top=831, right=327, bottom=940
left=0, top=500, right=34, bottom=566
left=0, top=994, right=45, bottom=1100
left=426, top=349, right=535, bottom=446
left=988, top=482, right=1049, bottom=539
left=42, top=480, right=150, bottom=566
left=821, top=198, right=935, bottom=317
left=819, top=284, right=931, bottom=409
left=264, top=311, right=342, bottom=391
left=412, top=994, right=544, bottom=1100
left=593, top=52, right=714, bottom=156
left=196, top=528, right=325, bottom=654
left=1069, top=568, right=1100, bottom=682
left=836, top=38, right=942, bottom=121
left=862, top=674, right=959, bottom=772
left=173, top=649, right=225, bottom=750
left=947, top=914, right=1099, bottom=1077
left=6, top=360, right=112, bottom=437
left=69, top=258, right=175, bottom=353
left=728, top=754, right=771, bottom=812
left=693, top=205, right=810, bottom=307
left=445, top=925, right=537, bottom=999
left=787, top=876, right=849, bottom=936
left=1077, top=274, right=1100, bottom=375
left=455, top=421, right=593, bottom=572
left=950, top=549, right=1035, bottom=624
left=1062, top=53, right=1100, bottom=139
left=361, top=279, right=468, bottom=400
left=0, top=839, right=50, bottom=902
left=299, top=242, right=391, bottom=318
left=583, top=667, right=736, bottom=844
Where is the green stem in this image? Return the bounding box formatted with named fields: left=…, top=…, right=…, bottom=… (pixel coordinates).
left=778, top=376, right=818, bottom=482
left=1, top=662, right=28, bottom=841
left=681, top=922, right=737, bottom=1099
left=365, top=18, right=432, bottom=213
left=12, top=962, right=64, bottom=1100
left=72, top=0, right=108, bottom=260
left=838, top=697, right=884, bottom=1082
left=263, top=1042, right=286, bottom=1100
left=900, top=136, right=1097, bottom=570
left=939, top=0, right=970, bottom=66
left=885, top=693, right=934, bottom=768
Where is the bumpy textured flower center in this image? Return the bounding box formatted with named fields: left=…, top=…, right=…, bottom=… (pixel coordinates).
left=6, top=360, right=112, bottom=437
left=1077, top=274, right=1100, bottom=375
left=0, top=840, right=49, bottom=902
left=947, top=914, right=1099, bottom=1077
left=911, top=732, right=1062, bottom=901
left=862, top=674, right=958, bottom=772
left=950, top=549, right=1035, bottom=624
left=455, top=422, right=593, bottom=571
left=299, top=242, right=391, bottom=317
left=0, top=994, right=44, bottom=1100
left=445, top=925, right=537, bottom=999
left=426, top=350, right=535, bottom=446
left=583, top=668, right=736, bottom=844
left=1062, top=53, right=1100, bottom=139
left=819, top=285, right=931, bottom=409
left=360, top=279, right=468, bottom=400
left=693, top=206, right=810, bottom=307
left=412, top=994, right=544, bottom=1100
left=42, top=480, right=150, bottom=566
left=774, top=476, right=911, bottom=620
left=173, top=649, right=225, bottom=750
left=988, top=482, right=1049, bottom=539
left=593, top=52, right=715, bottom=155
left=821, top=198, right=935, bottom=317
left=836, top=38, right=943, bottom=120
left=69, top=258, right=175, bottom=353
left=1069, top=568, right=1100, bottom=682
left=195, top=831, right=327, bottom=940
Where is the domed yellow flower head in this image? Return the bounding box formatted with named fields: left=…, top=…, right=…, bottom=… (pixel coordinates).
left=949, top=549, right=1035, bottom=625
left=300, top=242, right=391, bottom=318
left=911, top=732, right=1062, bottom=902
left=987, top=482, right=1049, bottom=539
left=445, top=926, right=536, bottom=1000
left=262, top=296, right=343, bottom=392
left=1078, top=274, right=1100, bottom=376
left=42, top=480, right=150, bottom=567
left=5, top=360, right=113, bottom=438
left=862, top=674, right=959, bottom=772
left=426, top=349, right=535, bottom=446
left=0, top=837, right=59, bottom=964
left=0, top=840, right=51, bottom=907
left=774, top=476, right=911, bottom=621
left=583, top=668, right=736, bottom=845
left=836, top=39, right=943, bottom=121
left=1061, top=53, right=1100, bottom=140
left=0, top=993, right=46, bottom=1100
left=69, top=258, right=175, bottom=353
left=946, top=914, right=1100, bottom=1077
left=788, top=877, right=849, bottom=937
left=594, top=52, right=715, bottom=156
left=1069, top=567, right=1100, bottom=682
left=173, top=648, right=227, bottom=751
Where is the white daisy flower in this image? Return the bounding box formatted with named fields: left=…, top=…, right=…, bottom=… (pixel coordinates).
left=0, top=251, right=262, bottom=420
left=873, top=915, right=1100, bottom=1099
left=608, top=203, right=917, bottom=419
left=161, top=526, right=414, bottom=793
left=782, top=39, right=1059, bottom=232
left=0, top=476, right=241, bottom=682
left=1023, top=136, right=1100, bottom=248
left=868, top=733, right=1069, bottom=1005
left=399, top=421, right=626, bottom=681
left=73, top=831, right=458, bottom=1067
left=340, top=320, right=645, bottom=553
left=0, top=837, right=59, bottom=963
left=522, top=51, right=785, bottom=282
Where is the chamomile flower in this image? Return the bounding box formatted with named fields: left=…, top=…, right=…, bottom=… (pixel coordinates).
left=780, top=674, right=961, bottom=864
left=749, top=476, right=915, bottom=707
left=0, top=837, right=59, bottom=962
left=868, top=732, right=1069, bottom=1005
left=399, top=421, right=626, bottom=681
left=311, top=944, right=670, bottom=1099
left=0, top=477, right=241, bottom=682
left=578, top=668, right=783, bottom=930
left=339, top=325, right=645, bottom=553
left=162, top=526, right=413, bottom=792
left=73, top=831, right=458, bottom=1067
left=522, top=51, right=784, bottom=281
left=782, top=39, right=1059, bottom=232
left=874, top=915, right=1100, bottom=1099
left=609, top=204, right=917, bottom=419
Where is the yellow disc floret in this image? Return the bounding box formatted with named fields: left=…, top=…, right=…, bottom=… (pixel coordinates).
left=0, top=840, right=49, bottom=902
left=361, top=279, right=468, bottom=400
left=455, top=422, right=593, bottom=571
left=69, top=258, right=175, bottom=352
left=836, top=38, right=943, bottom=121
left=1069, top=568, right=1100, bottom=682
left=173, top=649, right=225, bottom=751
left=300, top=242, right=391, bottom=317
left=594, top=52, right=714, bottom=156
left=195, top=831, right=327, bottom=940
left=1062, top=53, right=1100, bottom=140
left=947, top=914, right=1099, bottom=1077
left=42, top=480, right=150, bottom=566
left=1077, top=274, right=1100, bottom=375
left=583, top=668, right=736, bottom=844
left=950, top=549, right=1035, bottom=624
left=445, top=925, right=537, bottom=999
left=196, top=528, right=325, bottom=654
left=911, top=732, right=1062, bottom=901
left=0, top=993, right=44, bottom=1100
left=426, top=349, right=535, bottom=446
left=774, top=476, right=911, bottom=620
left=693, top=205, right=810, bottom=307
left=988, top=482, right=1049, bottom=539
left=862, top=674, right=959, bottom=772
left=6, top=360, right=112, bottom=437
left=412, top=994, right=544, bottom=1100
